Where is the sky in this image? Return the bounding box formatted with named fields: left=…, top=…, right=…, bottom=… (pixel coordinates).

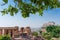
left=0, top=0, right=60, bottom=28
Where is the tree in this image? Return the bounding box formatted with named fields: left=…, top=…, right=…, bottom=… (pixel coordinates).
left=1, top=0, right=60, bottom=18
left=41, top=32, right=52, bottom=40
left=46, top=25, right=56, bottom=32
left=0, top=35, right=11, bottom=40
left=32, top=32, right=38, bottom=37
left=46, top=25, right=60, bottom=38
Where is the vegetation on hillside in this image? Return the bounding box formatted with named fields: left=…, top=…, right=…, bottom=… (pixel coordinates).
left=40, top=25, right=60, bottom=40
left=46, top=25, right=60, bottom=38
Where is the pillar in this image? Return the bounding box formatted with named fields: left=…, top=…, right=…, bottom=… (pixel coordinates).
left=2, top=29, right=4, bottom=36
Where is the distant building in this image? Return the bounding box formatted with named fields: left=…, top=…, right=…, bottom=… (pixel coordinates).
left=41, top=21, right=55, bottom=32
left=42, top=21, right=55, bottom=27
left=0, top=26, right=19, bottom=37
left=0, top=26, right=32, bottom=38
left=0, top=26, right=45, bottom=40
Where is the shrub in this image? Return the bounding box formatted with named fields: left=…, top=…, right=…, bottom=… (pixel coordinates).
left=32, top=32, right=38, bottom=37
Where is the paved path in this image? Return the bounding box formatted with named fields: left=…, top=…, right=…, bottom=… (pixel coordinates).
left=12, top=36, right=45, bottom=40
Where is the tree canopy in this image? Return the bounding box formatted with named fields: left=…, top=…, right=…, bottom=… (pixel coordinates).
left=46, top=25, right=60, bottom=38
left=1, top=0, right=60, bottom=18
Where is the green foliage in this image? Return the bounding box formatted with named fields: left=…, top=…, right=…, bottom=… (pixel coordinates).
left=0, top=35, right=11, bottom=40
left=46, top=25, right=56, bottom=32
left=3, top=0, right=8, bottom=3
left=1, top=0, right=60, bottom=18
left=1, top=5, right=18, bottom=16
left=41, top=25, right=60, bottom=40
left=32, top=32, right=38, bottom=37
left=46, top=25, right=60, bottom=38
left=0, top=35, right=3, bottom=40
left=41, top=32, right=52, bottom=40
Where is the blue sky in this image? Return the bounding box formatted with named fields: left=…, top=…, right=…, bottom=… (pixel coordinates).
left=0, top=0, right=60, bottom=28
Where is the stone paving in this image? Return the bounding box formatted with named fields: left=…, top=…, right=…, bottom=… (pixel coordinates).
left=12, top=35, right=44, bottom=40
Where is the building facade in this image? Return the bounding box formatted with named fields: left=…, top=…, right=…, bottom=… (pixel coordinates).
left=0, top=26, right=32, bottom=38
left=0, top=26, right=19, bottom=37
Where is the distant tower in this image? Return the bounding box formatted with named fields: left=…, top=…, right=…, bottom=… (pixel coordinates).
left=20, top=27, right=25, bottom=34
left=15, top=26, right=19, bottom=31
left=25, top=26, right=31, bottom=35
